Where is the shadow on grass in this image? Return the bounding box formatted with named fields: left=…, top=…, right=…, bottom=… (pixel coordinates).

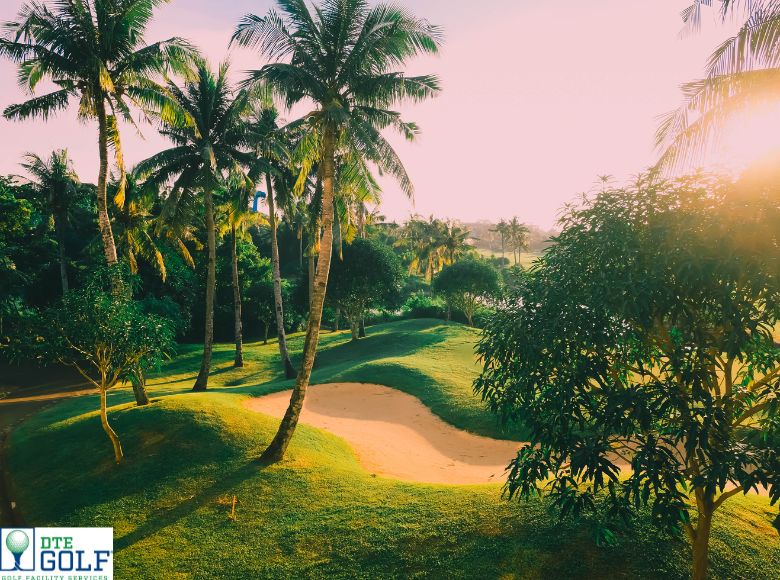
left=115, top=461, right=260, bottom=553
left=7, top=397, right=264, bottom=524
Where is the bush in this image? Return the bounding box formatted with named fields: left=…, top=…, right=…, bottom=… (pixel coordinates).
left=401, top=292, right=446, bottom=320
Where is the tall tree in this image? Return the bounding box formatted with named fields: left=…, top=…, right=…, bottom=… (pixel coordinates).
left=506, top=217, right=530, bottom=265
left=217, top=171, right=261, bottom=368
left=475, top=174, right=780, bottom=580
left=490, top=219, right=509, bottom=266
left=1, top=0, right=195, bottom=267
left=233, top=0, right=441, bottom=463
left=656, top=1, right=780, bottom=169
left=246, top=105, right=297, bottom=378
left=137, top=61, right=251, bottom=391
left=19, top=150, right=80, bottom=295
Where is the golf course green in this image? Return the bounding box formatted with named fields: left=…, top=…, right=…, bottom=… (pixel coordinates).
left=6, top=320, right=779, bottom=578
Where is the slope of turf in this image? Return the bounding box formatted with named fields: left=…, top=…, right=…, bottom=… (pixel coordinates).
left=7, top=320, right=780, bottom=579
left=151, top=318, right=524, bottom=439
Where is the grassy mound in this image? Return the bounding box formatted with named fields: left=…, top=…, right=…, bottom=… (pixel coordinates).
left=7, top=320, right=780, bottom=579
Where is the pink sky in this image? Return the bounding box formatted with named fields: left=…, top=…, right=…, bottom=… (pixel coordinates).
left=1, top=0, right=775, bottom=229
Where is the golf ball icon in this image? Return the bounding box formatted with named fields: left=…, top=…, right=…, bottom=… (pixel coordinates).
left=5, top=530, right=29, bottom=570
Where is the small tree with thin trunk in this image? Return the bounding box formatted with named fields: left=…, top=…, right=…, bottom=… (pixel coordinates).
left=327, top=238, right=404, bottom=340
left=475, top=173, right=780, bottom=580
left=15, top=266, right=175, bottom=464
left=433, top=259, right=500, bottom=326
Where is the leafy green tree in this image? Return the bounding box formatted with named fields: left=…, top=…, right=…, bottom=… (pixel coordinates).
left=233, top=0, right=442, bottom=463
left=1, top=0, right=195, bottom=266
left=19, top=150, right=81, bottom=294
left=13, top=267, right=175, bottom=463
left=441, top=221, right=471, bottom=265
left=433, top=259, right=500, bottom=326
left=137, top=61, right=251, bottom=391
left=0, top=178, right=36, bottom=339
left=475, top=174, right=780, bottom=580
left=327, top=238, right=404, bottom=340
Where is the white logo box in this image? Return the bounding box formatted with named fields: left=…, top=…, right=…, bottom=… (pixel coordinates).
left=0, top=527, right=113, bottom=578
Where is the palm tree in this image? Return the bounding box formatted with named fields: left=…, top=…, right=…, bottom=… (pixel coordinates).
left=111, top=174, right=169, bottom=281
left=233, top=0, right=442, bottom=463
left=246, top=105, right=297, bottom=378
left=19, top=150, right=80, bottom=294
left=656, top=1, right=780, bottom=170
left=1, top=0, right=195, bottom=267
left=491, top=219, right=509, bottom=266
left=216, top=171, right=261, bottom=368
left=441, top=221, right=471, bottom=265
left=506, top=217, right=530, bottom=265
left=137, top=61, right=251, bottom=391
left=398, top=216, right=451, bottom=280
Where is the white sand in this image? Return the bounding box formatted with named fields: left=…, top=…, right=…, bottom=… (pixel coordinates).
left=244, top=382, right=522, bottom=485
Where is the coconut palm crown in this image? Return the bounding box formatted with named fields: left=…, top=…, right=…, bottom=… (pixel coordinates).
left=0, top=0, right=197, bottom=265
left=232, top=0, right=443, bottom=463
left=656, top=0, right=780, bottom=170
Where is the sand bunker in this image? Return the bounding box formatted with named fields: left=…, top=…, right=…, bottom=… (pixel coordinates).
left=245, top=383, right=522, bottom=485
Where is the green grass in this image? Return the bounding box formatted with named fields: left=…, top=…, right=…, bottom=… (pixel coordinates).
left=7, top=319, right=780, bottom=579
left=152, top=318, right=523, bottom=439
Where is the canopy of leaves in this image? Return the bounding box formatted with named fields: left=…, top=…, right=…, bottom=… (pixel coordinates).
left=10, top=266, right=176, bottom=388
left=327, top=237, right=405, bottom=322
left=433, top=258, right=501, bottom=324
left=475, top=172, right=780, bottom=537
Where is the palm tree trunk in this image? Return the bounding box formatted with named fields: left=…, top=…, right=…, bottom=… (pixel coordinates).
left=54, top=214, right=69, bottom=294
left=334, top=307, right=340, bottom=332
left=194, top=189, right=216, bottom=391
left=260, top=125, right=337, bottom=464
left=308, top=250, right=315, bottom=307
left=99, top=380, right=123, bottom=464
left=298, top=227, right=303, bottom=268
left=96, top=99, right=119, bottom=266
left=231, top=224, right=244, bottom=368
left=266, top=175, right=296, bottom=378
left=358, top=204, right=366, bottom=238
left=334, top=213, right=343, bottom=259
left=359, top=317, right=366, bottom=338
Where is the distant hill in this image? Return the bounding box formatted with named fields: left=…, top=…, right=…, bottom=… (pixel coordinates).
left=461, top=221, right=558, bottom=254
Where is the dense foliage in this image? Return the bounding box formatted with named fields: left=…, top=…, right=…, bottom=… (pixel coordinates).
left=434, top=259, right=501, bottom=326
left=475, top=173, right=780, bottom=579
left=327, top=238, right=405, bottom=339
left=7, top=266, right=176, bottom=462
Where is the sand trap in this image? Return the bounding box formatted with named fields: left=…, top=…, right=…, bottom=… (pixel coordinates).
left=245, top=383, right=522, bottom=485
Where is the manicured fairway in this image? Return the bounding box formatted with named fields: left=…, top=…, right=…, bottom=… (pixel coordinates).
left=6, top=320, right=780, bottom=579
